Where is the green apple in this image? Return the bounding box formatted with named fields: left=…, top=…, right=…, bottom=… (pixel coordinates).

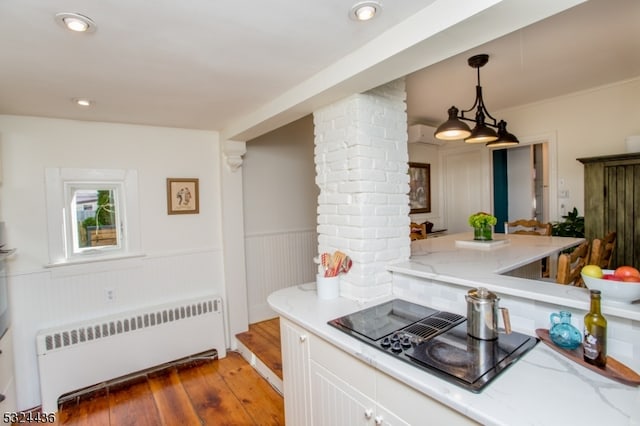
left=582, top=264, right=603, bottom=278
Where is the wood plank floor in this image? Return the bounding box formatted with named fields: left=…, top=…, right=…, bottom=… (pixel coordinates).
left=48, top=318, right=284, bottom=426
left=236, top=318, right=282, bottom=380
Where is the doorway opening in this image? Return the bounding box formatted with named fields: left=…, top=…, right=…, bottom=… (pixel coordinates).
left=493, top=143, right=549, bottom=233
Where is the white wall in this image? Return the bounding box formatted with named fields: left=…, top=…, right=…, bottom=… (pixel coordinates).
left=242, top=115, right=318, bottom=322
left=408, top=77, right=640, bottom=228
left=500, top=77, right=640, bottom=217
left=0, top=116, right=222, bottom=266
left=243, top=115, right=317, bottom=235
left=441, top=144, right=492, bottom=233
left=0, top=115, right=225, bottom=409
left=407, top=142, right=443, bottom=228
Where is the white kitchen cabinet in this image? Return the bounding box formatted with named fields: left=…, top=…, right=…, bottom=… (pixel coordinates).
left=374, top=404, right=411, bottom=426
left=310, top=360, right=409, bottom=426
left=280, top=317, right=477, bottom=426
left=280, top=318, right=312, bottom=426
left=376, top=370, right=477, bottom=426
left=0, top=328, right=16, bottom=414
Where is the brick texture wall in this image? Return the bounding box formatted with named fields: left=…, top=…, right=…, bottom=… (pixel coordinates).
left=314, top=79, right=410, bottom=300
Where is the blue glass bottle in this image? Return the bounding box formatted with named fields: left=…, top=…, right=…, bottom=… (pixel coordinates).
left=549, top=311, right=582, bottom=350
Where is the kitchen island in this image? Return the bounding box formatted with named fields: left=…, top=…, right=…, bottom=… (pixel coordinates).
left=392, top=232, right=640, bottom=322
left=268, top=233, right=640, bottom=425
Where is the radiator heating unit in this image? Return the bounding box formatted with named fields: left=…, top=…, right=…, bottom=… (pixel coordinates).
left=36, top=295, right=226, bottom=412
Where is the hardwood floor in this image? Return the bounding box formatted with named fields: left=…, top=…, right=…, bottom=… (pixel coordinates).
left=49, top=318, right=284, bottom=426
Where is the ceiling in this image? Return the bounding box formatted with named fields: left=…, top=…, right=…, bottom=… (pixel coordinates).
left=406, top=0, right=640, bottom=128
left=1, top=0, right=638, bottom=140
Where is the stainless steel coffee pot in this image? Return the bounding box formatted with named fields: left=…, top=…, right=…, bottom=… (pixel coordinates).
left=465, top=287, right=512, bottom=340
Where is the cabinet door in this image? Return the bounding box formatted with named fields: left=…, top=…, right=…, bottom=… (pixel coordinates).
left=280, top=318, right=312, bottom=426
left=376, top=371, right=478, bottom=426
left=581, top=153, right=640, bottom=269
left=373, top=404, right=410, bottom=426
left=603, top=163, right=640, bottom=266
left=310, top=360, right=377, bottom=426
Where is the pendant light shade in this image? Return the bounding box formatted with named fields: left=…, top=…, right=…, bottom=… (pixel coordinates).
left=486, top=120, right=519, bottom=148
left=434, top=107, right=471, bottom=140
left=465, top=126, right=498, bottom=143
left=434, top=54, right=518, bottom=147
left=464, top=110, right=497, bottom=143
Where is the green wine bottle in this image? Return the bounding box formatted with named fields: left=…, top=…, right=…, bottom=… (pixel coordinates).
left=583, top=289, right=607, bottom=368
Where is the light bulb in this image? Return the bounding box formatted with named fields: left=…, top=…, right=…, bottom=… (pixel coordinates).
left=55, top=13, right=97, bottom=33
left=64, top=17, right=89, bottom=32
left=73, top=98, right=92, bottom=107
left=355, top=6, right=376, bottom=20
left=349, top=2, right=381, bottom=21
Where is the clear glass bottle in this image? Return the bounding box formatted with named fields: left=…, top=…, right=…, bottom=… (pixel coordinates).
left=583, top=290, right=607, bottom=367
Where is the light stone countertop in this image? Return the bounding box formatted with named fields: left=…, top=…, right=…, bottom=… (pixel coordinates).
left=269, top=232, right=640, bottom=425
left=268, top=284, right=640, bottom=426
left=391, top=232, right=640, bottom=322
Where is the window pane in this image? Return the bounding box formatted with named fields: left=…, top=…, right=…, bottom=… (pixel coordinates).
left=73, top=189, right=119, bottom=250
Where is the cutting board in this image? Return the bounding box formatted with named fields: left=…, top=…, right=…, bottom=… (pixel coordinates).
left=536, top=329, right=640, bottom=387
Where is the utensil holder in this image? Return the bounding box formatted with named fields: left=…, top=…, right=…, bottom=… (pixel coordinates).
left=317, top=274, right=340, bottom=300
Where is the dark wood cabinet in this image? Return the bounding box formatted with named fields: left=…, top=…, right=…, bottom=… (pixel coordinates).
left=578, top=153, right=640, bottom=268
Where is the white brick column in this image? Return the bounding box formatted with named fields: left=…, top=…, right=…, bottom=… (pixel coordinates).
left=314, top=79, right=410, bottom=300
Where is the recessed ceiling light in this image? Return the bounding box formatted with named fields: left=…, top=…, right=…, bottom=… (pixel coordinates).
left=73, top=98, right=93, bottom=107
left=350, top=1, right=382, bottom=21
left=55, top=12, right=97, bottom=33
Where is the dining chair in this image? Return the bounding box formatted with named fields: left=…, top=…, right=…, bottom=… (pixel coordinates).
left=505, top=219, right=552, bottom=236
left=556, top=240, right=590, bottom=286
left=506, top=219, right=553, bottom=277
left=410, top=222, right=427, bottom=241
left=588, top=231, right=616, bottom=269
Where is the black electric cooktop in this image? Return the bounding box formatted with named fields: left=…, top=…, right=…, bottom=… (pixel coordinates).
left=328, top=299, right=538, bottom=392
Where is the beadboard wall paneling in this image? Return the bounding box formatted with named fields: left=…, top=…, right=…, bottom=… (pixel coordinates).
left=245, top=229, right=317, bottom=323
left=7, top=249, right=223, bottom=410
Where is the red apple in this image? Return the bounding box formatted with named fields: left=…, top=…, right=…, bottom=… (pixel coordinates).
left=614, top=265, right=640, bottom=279
left=603, top=274, right=623, bottom=281
left=622, top=276, right=640, bottom=283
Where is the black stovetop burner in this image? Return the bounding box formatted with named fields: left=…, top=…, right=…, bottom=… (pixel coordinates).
left=328, top=299, right=538, bottom=392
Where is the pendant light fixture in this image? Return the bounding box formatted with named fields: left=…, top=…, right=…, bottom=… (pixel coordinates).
left=434, top=54, right=518, bottom=147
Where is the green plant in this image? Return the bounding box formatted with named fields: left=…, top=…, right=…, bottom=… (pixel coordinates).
left=82, top=217, right=97, bottom=229
left=552, top=207, right=584, bottom=237
left=95, top=190, right=115, bottom=226
left=468, top=212, right=497, bottom=228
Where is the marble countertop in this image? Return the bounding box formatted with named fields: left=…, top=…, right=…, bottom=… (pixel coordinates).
left=389, top=232, right=640, bottom=322
left=268, top=285, right=640, bottom=426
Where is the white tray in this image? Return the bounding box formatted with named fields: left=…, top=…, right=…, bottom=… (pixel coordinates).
left=455, top=238, right=510, bottom=250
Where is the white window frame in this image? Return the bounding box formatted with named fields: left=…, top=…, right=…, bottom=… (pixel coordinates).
left=45, top=168, right=142, bottom=266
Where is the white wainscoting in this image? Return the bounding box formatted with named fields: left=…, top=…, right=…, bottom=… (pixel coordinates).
left=245, top=229, right=317, bottom=323
left=7, top=249, right=224, bottom=410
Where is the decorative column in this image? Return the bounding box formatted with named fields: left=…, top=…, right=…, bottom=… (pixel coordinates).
left=314, top=79, right=410, bottom=300
left=220, top=140, right=249, bottom=345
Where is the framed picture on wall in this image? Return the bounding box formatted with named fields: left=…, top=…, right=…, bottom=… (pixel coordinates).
left=408, top=162, right=431, bottom=213
left=167, top=178, right=199, bottom=214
